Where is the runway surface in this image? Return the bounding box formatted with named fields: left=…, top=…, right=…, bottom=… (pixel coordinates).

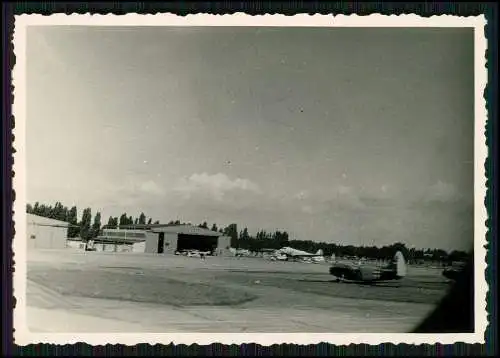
left=25, top=249, right=451, bottom=333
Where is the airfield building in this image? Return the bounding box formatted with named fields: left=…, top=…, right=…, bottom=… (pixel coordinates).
left=93, top=229, right=151, bottom=253
left=96, top=225, right=231, bottom=256
left=27, top=213, right=69, bottom=250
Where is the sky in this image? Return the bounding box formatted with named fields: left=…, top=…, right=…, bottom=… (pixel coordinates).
left=26, top=26, right=475, bottom=251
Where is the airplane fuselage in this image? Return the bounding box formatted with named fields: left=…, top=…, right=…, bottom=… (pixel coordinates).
left=329, top=265, right=403, bottom=283
left=329, top=251, right=407, bottom=283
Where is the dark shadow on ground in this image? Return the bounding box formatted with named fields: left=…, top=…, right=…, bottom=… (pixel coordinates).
left=413, top=255, right=474, bottom=333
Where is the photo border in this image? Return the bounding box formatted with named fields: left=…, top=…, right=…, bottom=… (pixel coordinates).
left=2, top=2, right=497, bottom=356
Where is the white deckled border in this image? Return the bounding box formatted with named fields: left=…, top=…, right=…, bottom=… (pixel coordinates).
left=12, top=13, right=488, bottom=346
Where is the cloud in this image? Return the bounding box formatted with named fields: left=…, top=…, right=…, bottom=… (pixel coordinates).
left=290, top=185, right=367, bottom=217
left=301, top=205, right=314, bottom=214
left=337, top=185, right=353, bottom=196
left=174, top=172, right=261, bottom=201
left=294, top=190, right=309, bottom=200
left=139, top=180, right=166, bottom=196
left=424, top=180, right=460, bottom=203
left=102, top=179, right=167, bottom=203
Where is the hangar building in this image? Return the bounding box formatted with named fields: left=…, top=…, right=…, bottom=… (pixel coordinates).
left=149, top=225, right=230, bottom=255
left=96, top=224, right=231, bottom=256
left=27, top=213, right=69, bottom=250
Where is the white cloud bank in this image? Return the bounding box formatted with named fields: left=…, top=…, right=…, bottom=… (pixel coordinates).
left=174, top=172, right=261, bottom=201
left=138, top=180, right=166, bottom=196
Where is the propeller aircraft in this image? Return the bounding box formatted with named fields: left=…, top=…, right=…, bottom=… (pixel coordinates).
left=329, top=251, right=407, bottom=284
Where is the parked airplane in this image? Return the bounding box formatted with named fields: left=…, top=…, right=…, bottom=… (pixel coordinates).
left=272, top=247, right=325, bottom=263
left=269, top=251, right=288, bottom=261
left=183, top=249, right=212, bottom=258
left=329, top=251, right=407, bottom=284
left=228, top=248, right=251, bottom=257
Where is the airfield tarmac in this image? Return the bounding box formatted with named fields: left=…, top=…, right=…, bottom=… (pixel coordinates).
left=25, top=249, right=451, bottom=333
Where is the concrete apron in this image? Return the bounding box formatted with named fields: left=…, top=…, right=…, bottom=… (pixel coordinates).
left=25, top=279, right=429, bottom=333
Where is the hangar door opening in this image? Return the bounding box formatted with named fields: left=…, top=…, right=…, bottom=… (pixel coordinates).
left=177, top=234, right=218, bottom=253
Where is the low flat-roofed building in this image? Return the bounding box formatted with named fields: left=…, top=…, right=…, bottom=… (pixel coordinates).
left=94, top=229, right=156, bottom=253
left=27, top=213, right=69, bottom=250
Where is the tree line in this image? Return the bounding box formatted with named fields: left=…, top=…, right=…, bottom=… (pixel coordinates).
left=27, top=202, right=161, bottom=241
left=27, top=201, right=469, bottom=263
left=221, top=223, right=469, bottom=263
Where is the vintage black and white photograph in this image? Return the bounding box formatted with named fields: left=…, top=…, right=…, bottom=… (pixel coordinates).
left=13, top=14, right=487, bottom=345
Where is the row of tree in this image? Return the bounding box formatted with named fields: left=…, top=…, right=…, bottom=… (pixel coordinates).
left=27, top=202, right=469, bottom=263
left=211, top=223, right=469, bottom=263
left=104, top=213, right=160, bottom=229
left=27, top=202, right=161, bottom=240
left=27, top=202, right=82, bottom=238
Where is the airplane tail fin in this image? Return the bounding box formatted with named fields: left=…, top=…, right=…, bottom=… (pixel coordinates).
left=394, top=251, right=407, bottom=277
left=316, top=249, right=324, bottom=256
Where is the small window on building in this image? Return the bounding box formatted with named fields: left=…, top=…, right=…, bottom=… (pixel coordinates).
left=30, top=235, right=36, bottom=240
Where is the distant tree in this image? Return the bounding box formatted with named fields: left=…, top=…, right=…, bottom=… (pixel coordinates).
left=432, top=248, right=449, bottom=262
left=106, top=216, right=113, bottom=227
left=119, top=213, right=128, bottom=228
left=199, top=221, right=208, bottom=229
left=39, top=203, right=52, bottom=218
left=224, top=223, right=238, bottom=247
left=50, top=202, right=58, bottom=219
left=92, top=212, right=102, bottom=238
left=79, top=208, right=92, bottom=240
left=104, top=216, right=113, bottom=229
left=35, top=203, right=44, bottom=217
left=239, top=228, right=250, bottom=240
left=448, top=250, right=469, bottom=263
left=256, top=230, right=271, bottom=241
left=27, top=202, right=466, bottom=259
left=52, top=202, right=66, bottom=221
left=33, top=202, right=40, bottom=215
left=274, top=230, right=289, bottom=247
left=67, top=206, right=79, bottom=238
left=62, top=205, right=69, bottom=223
